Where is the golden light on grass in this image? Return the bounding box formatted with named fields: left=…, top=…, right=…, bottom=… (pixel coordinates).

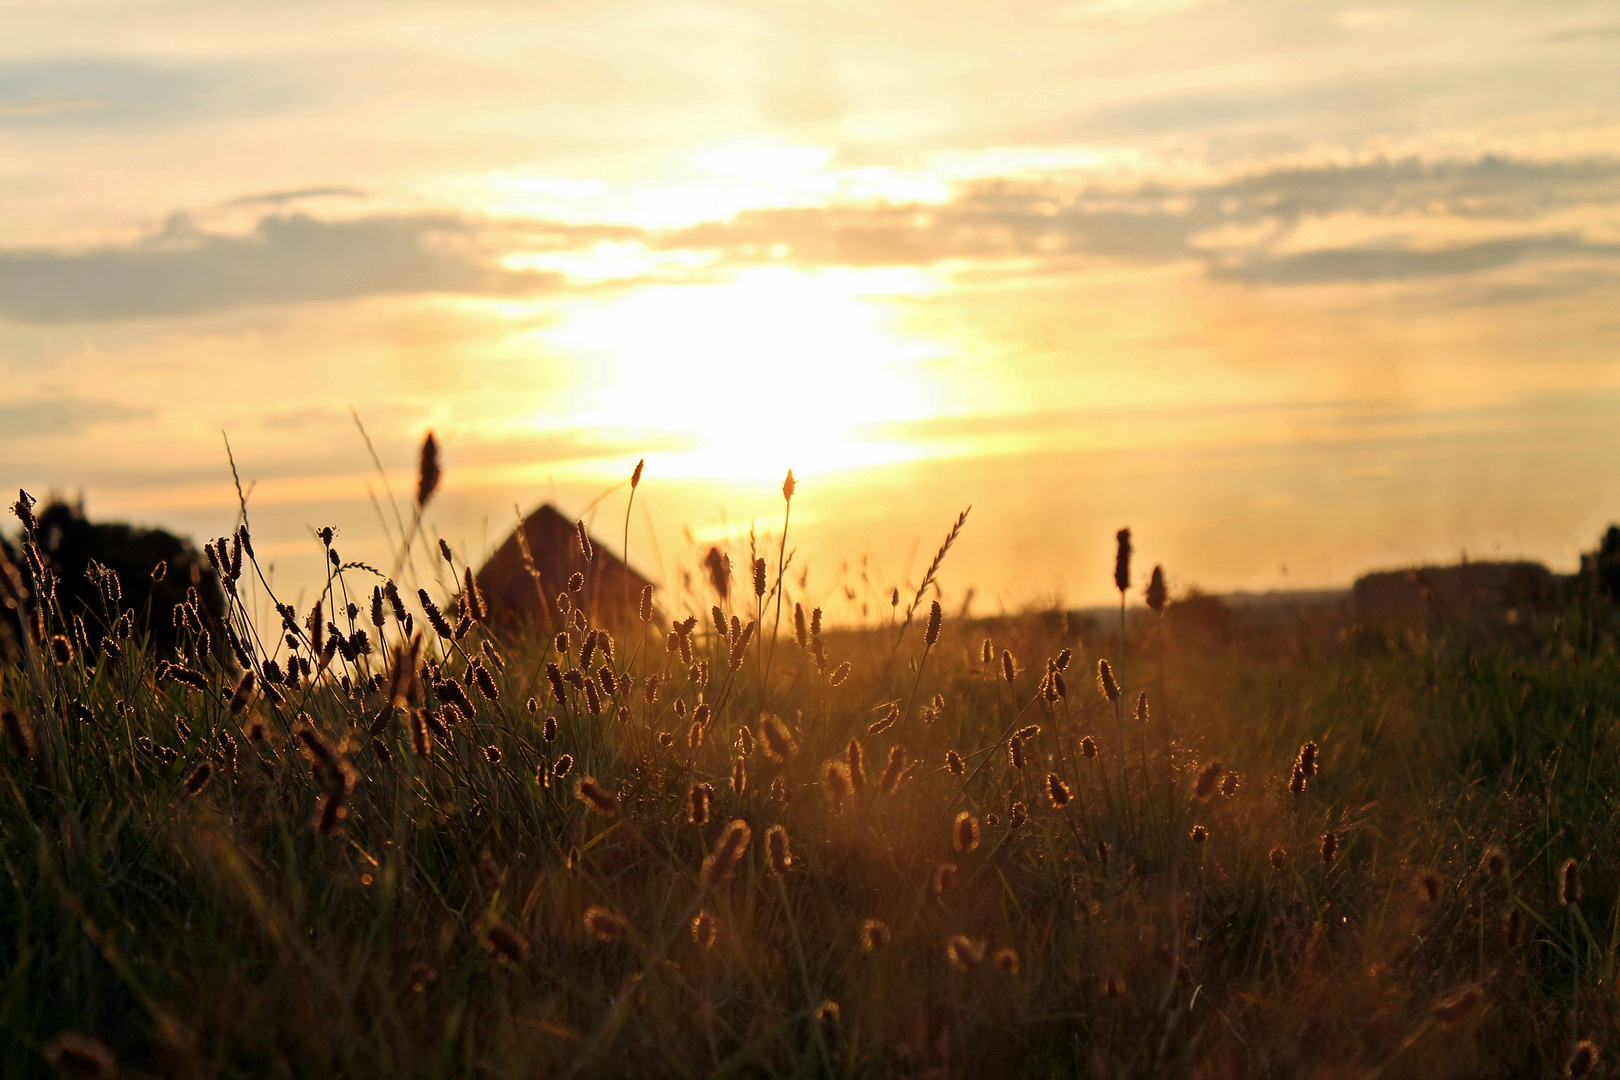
left=8, top=448, right=1612, bottom=1076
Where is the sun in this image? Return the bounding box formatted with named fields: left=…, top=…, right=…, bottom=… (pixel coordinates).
left=542, top=265, right=941, bottom=483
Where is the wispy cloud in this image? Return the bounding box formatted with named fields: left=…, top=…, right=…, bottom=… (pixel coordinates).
left=0, top=395, right=151, bottom=437
left=0, top=57, right=217, bottom=128
left=0, top=211, right=557, bottom=321
left=0, top=155, right=1615, bottom=321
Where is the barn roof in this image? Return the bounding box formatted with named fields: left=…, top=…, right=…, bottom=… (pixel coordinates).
left=474, top=504, right=652, bottom=629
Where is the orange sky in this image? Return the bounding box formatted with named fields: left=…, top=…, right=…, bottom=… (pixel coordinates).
left=2, top=0, right=1619, bottom=613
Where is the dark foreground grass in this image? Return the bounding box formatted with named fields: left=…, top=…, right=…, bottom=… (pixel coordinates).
left=2, top=482, right=1619, bottom=1079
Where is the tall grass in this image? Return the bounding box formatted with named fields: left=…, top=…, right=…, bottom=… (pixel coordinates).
left=0, top=470, right=1616, bottom=1079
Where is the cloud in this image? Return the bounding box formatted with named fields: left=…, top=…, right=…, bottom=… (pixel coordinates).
left=0, top=211, right=560, bottom=321
left=1213, top=235, right=1620, bottom=286
left=0, top=57, right=216, bottom=128
left=225, top=187, right=367, bottom=208
left=1, top=155, right=1615, bottom=321
left=1543, top=23, right=1620, bottom=43
left=655, top=155, right=1620, bottom=285
left=0, top=396, right=152, bottom=438
left=1060, top=77, right=1424, bottom=140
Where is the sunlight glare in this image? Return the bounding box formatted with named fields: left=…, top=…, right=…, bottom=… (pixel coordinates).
left=540, top=267, right=943, bottom=483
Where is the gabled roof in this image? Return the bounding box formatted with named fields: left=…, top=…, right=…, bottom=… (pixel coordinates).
left=474, top=504, right=652, bottom=629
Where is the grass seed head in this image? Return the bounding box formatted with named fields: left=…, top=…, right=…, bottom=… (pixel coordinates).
left=879, top=744, right=908, bottom=794
left=945, top=935, right=983, bottom=969
left=933, top=862, right=959, bottom=894
left=1097, top=659, right=1119, bottom=703
left=583, top=907, right=627, bottom=942
left=1289, top=761, right=1308, bottom=794
left=1432, top=984, right=1484, bottom=1026
left=993, top=947, right=1020, bottom=975
left=824, top=759, right=852, bottom=809
left=1560, top=858, right=1581, bottom=905
left=946, top=749, right=964, bottom=776
left=576, top=775, right=618, bottom=816
left=766, top=824, right=792, bottom=874
left=690, top=910, right=718, bottom=949
left=688, top=783, right=714, bottom=825
left=1503, top=906, right=1524, bottom=947
left=860, top=918, right=892, bottom=951
left=953, top=811, right=980, bottom=853
left=730, top=756, right=748, bottom=794
left=1114, top=528, right=1132, bottom=593
left=925, top=600, right=943, bottom=646
left=1193, top=761, right=1223, bottom=800
left=42, top=1033, right=117, bottom=1079
left=1321, top=831, right=1339, bottom=866
left=1567, top=1040, right=1598, bottom=1079
left=3, top=704, right=35, bottom=759
left=1418, top=871, right=1443, bottom=903
left=184, top=762, right=213, bottom=794
left=703, top=820, right=752, bottom=886
left=1010, top=802, right=1029, bottom=829
left=759, top=715, right=797, bottom=761
left=415, top=432, right=440, bottom=506
left=847, top=737, right=866, bottom=792
left=1047, top=773, right=1071, bottom=808
left=1147, top=564, right=1167, bottom=612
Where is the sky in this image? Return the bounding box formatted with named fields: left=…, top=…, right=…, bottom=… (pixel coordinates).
left=1, top=0, right=1618, bottom=618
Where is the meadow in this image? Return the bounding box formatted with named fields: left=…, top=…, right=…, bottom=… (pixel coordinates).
left=2, top=456, right=1618, bottom=1080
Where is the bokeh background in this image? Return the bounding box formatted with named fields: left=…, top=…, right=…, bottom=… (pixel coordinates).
left=2, top=0, right=1617, bottom=613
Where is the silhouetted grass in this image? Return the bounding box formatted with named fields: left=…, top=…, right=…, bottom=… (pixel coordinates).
left=1, top=471, right=1616, bottom=1079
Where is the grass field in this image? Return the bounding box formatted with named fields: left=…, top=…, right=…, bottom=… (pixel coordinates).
left=2, top=474, right=1618, bottom=1079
